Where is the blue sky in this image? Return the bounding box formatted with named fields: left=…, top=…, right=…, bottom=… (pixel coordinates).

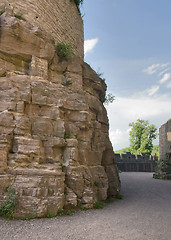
left=81, top=0, right=171, bottom=150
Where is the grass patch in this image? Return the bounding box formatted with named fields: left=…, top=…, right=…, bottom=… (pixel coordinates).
left=93, top=201, right=105, bottom=209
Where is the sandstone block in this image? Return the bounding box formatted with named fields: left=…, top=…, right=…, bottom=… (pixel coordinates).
left=53, top=119, right=65, bottom=138
left=68, top=111, right=90, bottom=122
left=65, top=166, right=84, bottom=198
left=65, top=72, right=83, bottom=90
left=0, top=175, right=11, bottom=195
left=65, top=187, right=77, bottom=207
left=16, top=102, right=25, bottom=113
left=0, top=102, right=16, bottom=112
left=43, top=137, right=66, bottom=148
left=79, top=150, right=103, bottom=166
left=66, top=139, right=78, bottom=148
left=63, top=147, right=79, bottom=166
left=82, top=187, right=94, bottom=204
left=32, top=118, right=53, bottom=137
left=67, top=57, right=83, bottom=74
left=12, top=137, right=43, bottom=157
left=0, top=111, right=15, bottom=128
left=30, top=56, right=48, bottom=79
left=0, top=151, right=7, bottom=173
left=14, top=115, right=31, bottom=135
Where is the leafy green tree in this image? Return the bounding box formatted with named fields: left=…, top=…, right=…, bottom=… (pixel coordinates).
left=129, top=119, right=158, bottom=155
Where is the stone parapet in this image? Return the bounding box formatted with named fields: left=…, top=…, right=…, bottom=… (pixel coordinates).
left=116, top=152, right=157, bottom=172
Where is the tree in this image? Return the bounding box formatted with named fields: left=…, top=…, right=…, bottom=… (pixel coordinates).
left=129, top=119, right=158, bottom=155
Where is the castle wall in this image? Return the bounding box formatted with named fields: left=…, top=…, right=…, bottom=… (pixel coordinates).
left=115, top=152, right=157, bottom=172
left=0, top=0, right=84, bottom=58
left=0, top=13, right=120, bottom=218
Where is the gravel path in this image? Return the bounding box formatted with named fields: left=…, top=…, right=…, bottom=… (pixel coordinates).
left=1, top=172, right=171, bottom=240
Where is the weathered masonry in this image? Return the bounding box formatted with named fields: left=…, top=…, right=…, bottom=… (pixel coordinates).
left=0, top=0, right=84, bottom=58
left=154, top=119, right=171, bottom=179
left=0, top=1, right=120, bottom=218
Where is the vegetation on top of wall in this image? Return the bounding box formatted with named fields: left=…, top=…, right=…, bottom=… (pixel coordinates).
left=56, top=43, right=74, bottom=61
left=103, top=93, right=115, bottom=105
left=71, top=0, right=83, bottom=14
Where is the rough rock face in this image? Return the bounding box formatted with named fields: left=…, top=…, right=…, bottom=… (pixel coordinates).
left=154, top=119, right=171, bottom=180
left=0, top=14, right=120, bottom=218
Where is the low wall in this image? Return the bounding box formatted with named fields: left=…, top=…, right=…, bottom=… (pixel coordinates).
left=115, top=152, right=158, bottom=172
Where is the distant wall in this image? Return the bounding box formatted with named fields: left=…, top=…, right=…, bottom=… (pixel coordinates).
left=159, top=119, right=171, bottom=160
left=115, top=152, right=157, bottom=172
left=0, top=0, right=84, bottom=58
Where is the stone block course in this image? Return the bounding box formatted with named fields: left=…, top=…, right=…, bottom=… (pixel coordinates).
left=0, top=5, right=120, bottom=218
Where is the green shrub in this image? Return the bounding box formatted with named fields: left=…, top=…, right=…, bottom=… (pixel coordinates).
left=94, top=181, right=100, bottom=187
left=116, top=194, right=124, bottom=200
left=57, top=208, right=64, bottom=216
left=56, top=43, right=73, bottom=61
left=62, top=77, right=72, bottom=86
left=0, top=187, right=19, bottom=219
left=93, top=201, right=105, bottom=209
left=64, top=131, right=72, bottom=139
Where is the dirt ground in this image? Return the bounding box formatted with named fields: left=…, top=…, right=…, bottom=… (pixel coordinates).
left=0, top=172, right=171, bottom=240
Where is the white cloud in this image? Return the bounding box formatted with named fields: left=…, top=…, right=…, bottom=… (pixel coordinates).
left=84, top=38, right=99, bottom=55
left=158, top=67, right=171, bottom=77
left=159, top=73, right=171, bottom=84
left=146, top=85, right=160, bottom=96
left=107, top=95, right=171, bottom=150
left=109, top=129, right=130, bottom=149
left=143, top=63, right=170, bottom=75
left=143, top=63, right=160, bottom=75
left=167, top=82, right=171, bottom=88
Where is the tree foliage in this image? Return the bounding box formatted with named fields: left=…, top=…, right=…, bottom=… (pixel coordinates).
left=103, top=93, right=115, bottom=105
left=129, top=119, right=158, bottom=155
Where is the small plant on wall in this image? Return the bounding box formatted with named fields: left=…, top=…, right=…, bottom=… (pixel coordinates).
left=56, top=43, right=74, bottom=61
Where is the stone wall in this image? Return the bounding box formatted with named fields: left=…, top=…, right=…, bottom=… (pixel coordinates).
left=159, top=119, right=171, bottom=160
left=0, top=0, right=84, bottom=58
left=115, top=152, right=157, bottom=172
left=0, top=13, right=120, bottom=218
left=154, top=119, right=171, bottom=179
